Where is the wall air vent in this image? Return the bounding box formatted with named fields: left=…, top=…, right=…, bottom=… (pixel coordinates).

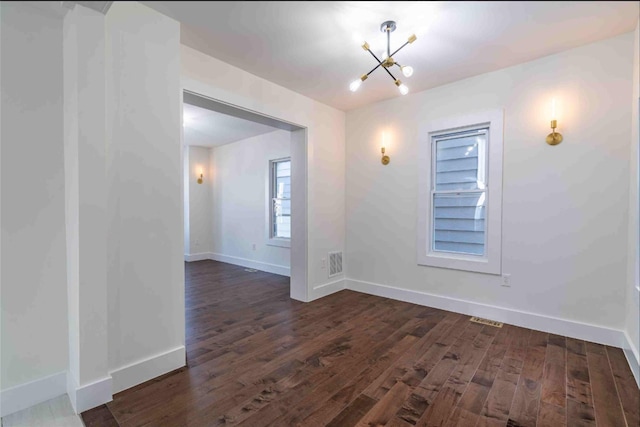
left=328, top=251, right=343, bottom=277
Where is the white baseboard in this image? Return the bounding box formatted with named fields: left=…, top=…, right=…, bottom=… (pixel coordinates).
left=0, top=371, right=67, bottom=417
left=185, top=252, right=211, bottom=262
left=110, top=345, right=185, bottom=394
left=310, top=278, right=345, bottom=301
left=208, top=253, right=290, bottom=277
left=184, top=252, right=291, bottom=277
left=346, top=278, right=627, bottom=348
left=622, top=331, right=640, bottom=388
left=66, top=373, right=113, bottom=414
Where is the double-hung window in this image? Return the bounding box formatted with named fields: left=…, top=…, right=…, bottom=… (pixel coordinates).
left=268, top=158, right=291, bottom=246
left=417, top=109, right=503, bottom=274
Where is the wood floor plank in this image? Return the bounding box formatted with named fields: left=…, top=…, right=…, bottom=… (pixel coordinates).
left=79, top=261, right=639, bottom=427
left=566, top=398, right=596, bottom=427
left=585, top=343, right=626, bottom=427
left=605, top=346, right=639, bottom=427
left=541, top=334, right=566, bottom=408
left=325, top=394, right=377, bottom=427
left=476, top=326, right=523, bottom=426
left=520, top=330, right=548, bottom=383
left=355, top=381, right=413, bottom=427
left=566, top=338, right=593, bottom=407
left=507, top=376, right=541, bottom=427
left=537, top=401, right=566, bottom=427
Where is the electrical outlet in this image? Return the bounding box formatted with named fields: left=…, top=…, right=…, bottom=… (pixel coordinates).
left=501, top=274, right=511, bottom=287
left=321, top=258, right=326, bottom=269
left=252, top=243, right=256, bottom=251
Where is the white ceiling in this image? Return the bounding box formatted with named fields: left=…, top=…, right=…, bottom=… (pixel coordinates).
left=145, top=1, right=639, bottom=111
left=183, top=103, right=279, bottom=147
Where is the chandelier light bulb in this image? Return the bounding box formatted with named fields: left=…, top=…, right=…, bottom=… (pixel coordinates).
left=398, top=84, right=409, bottom=95
left=349, top=79, right=362, bottom=92
left=401, top=65, right=414, bottom=78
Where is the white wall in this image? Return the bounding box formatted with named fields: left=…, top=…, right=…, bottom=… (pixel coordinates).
left=187, top=145, right=213, bottom=255
left=345, top=33, right=633, bottom=335
left=209, top=130, right=291, bottom=273
left=1, top=1, right=68, bottom=391
left=106, top=2, right=184, bottom=393
left=182, top=46, right=345, bottom=300
left=625, top=19, right=640, bottom=379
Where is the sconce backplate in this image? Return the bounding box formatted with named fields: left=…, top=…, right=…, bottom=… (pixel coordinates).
left=546, top=132, right=563, bottom=146
left=381, top=155, right=390, bottom=165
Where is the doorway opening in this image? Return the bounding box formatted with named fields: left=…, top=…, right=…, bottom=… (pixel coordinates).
left=181, top=90, right=308, bottom=302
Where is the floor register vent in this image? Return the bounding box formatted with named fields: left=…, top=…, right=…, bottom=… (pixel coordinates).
left=328, top=251, right=343, bottom=277
left=469, top=316, right=503, bottom=328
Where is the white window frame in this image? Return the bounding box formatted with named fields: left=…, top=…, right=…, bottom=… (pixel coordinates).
left=266, top=157, right=291, bottom=248
left=417, top=109, right=504, bottom=274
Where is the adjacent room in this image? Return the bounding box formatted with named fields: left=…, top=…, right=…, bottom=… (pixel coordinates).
left=182, top=99, right=293, bottom=278
left=1, top=1, right=638, bottom=426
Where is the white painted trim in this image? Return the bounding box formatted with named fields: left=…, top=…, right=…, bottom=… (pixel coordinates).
left=110, top=345, right=185, bottom=394
left=346, top=278, right=626, bottom=347
left=266, top=237, right=291, bottom=248
left=184, top=252, right=211, bottom=262
left=623, top=331, right=640, bottom=387
left=67, top=373, right=113, bottom=414
left=209, top=253, right=291, bottom=277
left=0, top=372, right=67, bottom=417
left=310, top=279, right=345, bottom=301
left=417, top=108, right=504, bottom=275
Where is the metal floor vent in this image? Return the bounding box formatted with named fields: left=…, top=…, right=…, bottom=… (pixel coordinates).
left=469, top=317, right=503, bottom=328
left=328, top=251, right=343, bottom=277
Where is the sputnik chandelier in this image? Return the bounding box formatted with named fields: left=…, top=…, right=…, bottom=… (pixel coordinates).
left=350, top=21, right=417, bottom=95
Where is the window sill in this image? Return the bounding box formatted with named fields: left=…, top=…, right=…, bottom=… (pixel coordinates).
left=267, top=238, right=291, bottom=248
left=418, top=251, right=500, bottom=275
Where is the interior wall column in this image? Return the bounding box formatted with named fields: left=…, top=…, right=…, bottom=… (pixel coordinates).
left=63, top=3, right=111, bottom=413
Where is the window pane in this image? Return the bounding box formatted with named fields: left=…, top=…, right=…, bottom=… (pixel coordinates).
left=433, top=192, right=485, bottom=256
left=276, top=176, right=290, bottom=199
left=271, top=159, right=291, bottom=239
left=435, top=131, right=486, bottom=191
left=273, top=198, right=291, bottom=238
left=276, top=160, right=290, bottom=177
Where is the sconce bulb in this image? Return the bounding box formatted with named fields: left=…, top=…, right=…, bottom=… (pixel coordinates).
left=401, top=65, right=414, bottom=77
left=349, top=79, right=362, bottom=92
left=398, top=84, right=409, bottom=95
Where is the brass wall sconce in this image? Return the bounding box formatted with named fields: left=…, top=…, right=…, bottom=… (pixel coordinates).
left=381, top=131, right=390, bottom=165
left=546, top=99, right=563, bottom=146
left=381, top=147, right=390, bottom=165
left=197, top=167, right=204, bottom=184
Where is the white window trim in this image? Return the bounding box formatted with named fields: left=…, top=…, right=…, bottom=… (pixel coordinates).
left=417, top=109, right=504, bottom=274
left=266, top=157, right=291, bottom=248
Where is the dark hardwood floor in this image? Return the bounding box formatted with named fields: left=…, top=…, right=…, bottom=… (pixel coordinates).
left=83, top=260, right=639, bottom=427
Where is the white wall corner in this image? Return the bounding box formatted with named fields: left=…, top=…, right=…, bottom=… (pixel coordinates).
left=0, top=371, right=67, bottom=417
left=310, top=278, right=346, bottom=301
left=623, top=331, right=640, bottom=388
left=66, top=372, right=112, bottom=414
left=110, top=346, right=185, bottom=394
